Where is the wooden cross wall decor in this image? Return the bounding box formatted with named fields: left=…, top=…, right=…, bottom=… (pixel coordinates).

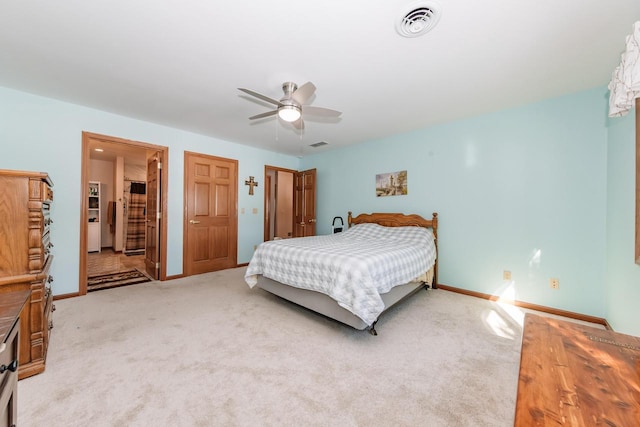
left=245, top=176, right=258, bottom=195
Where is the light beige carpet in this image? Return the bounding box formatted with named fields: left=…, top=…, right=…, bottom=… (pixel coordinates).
left=17, top=267, right=576, bottom=426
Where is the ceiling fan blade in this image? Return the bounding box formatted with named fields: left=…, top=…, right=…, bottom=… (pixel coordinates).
left=291, top=82, right=316, bottom=104
left=249, top=110, right=278, bottom=120
left=291, top=117, right=305, bottom=130
left=303, top=106, right=342, bottom=117
left=238, top=88, right=282, bottom=106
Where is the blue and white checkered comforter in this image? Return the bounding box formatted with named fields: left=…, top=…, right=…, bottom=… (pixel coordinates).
left=245, top=223, right=437, bottom=325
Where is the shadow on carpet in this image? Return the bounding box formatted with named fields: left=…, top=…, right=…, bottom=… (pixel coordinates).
left=88, top=269, right=151, bottom=292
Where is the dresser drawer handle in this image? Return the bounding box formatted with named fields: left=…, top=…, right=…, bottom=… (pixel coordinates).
left=0, top=359, right=18, bottom=374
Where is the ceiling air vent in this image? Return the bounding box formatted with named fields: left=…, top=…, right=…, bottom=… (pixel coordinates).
left=396, top=1, right=442, bottom=38
left=310, top=141, right=328, bottom=148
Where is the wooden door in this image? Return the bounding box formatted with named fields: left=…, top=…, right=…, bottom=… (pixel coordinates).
left=184, top=152, right=238, bottom=276
left=145, top=153, right=161, bottom=279
left=294, top=168, right=316, bottom=237
left=275, top=170, right=294, bottom=238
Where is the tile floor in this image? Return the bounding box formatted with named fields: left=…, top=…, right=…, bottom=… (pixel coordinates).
left=87, top=248, right=146, bottom=277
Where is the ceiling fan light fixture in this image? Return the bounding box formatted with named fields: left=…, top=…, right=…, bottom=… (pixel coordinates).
left=278, top=105, right=301, bottom=122
left=240, top=82, right=339, bottom=130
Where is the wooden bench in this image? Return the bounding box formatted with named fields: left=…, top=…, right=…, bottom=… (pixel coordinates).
left=515, top=313, right=640, bottom=426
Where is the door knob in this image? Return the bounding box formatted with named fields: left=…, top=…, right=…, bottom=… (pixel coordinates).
left=189, top=220, right=201, bottom=224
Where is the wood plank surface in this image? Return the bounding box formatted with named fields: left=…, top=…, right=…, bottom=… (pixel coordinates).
left=0, top=290, right=30, bottom=343
left=515, top=313, right=640, bottom=426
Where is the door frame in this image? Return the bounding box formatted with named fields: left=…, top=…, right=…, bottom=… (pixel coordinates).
left=264, top=165, right=297, bottom=242
left=294, top=168, right=317, bottom=237
left=264, top=166, right=317, bottom=240
left=79, top=131, right=169, bottom=295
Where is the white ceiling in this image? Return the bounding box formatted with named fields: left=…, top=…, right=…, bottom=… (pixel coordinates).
left=88, top=139, right=148, bottom=166
left=1, top=1, right=638, bottom=157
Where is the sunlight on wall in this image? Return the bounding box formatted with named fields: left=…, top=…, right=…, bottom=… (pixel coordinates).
left=528, top=248, right=541, bottom=269
left=465, top=141, right=478, bottom=168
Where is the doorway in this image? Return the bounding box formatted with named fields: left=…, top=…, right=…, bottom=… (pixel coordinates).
left=264, top=166, right=317, bottom=241
left=265, top=167, right=294, bottom=240
left=79, top=132, right=168, bottom=295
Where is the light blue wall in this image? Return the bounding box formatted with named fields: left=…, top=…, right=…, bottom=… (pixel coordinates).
left=605, top=109, right=640, bottom=336
left=0, top=86, right=299, bottom=295
left=302, top=87, right=609, bottom=318
left=3, top=84, right=636, bottom=334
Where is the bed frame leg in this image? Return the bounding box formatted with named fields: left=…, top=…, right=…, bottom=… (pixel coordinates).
left=368, top=321, right=378, bottom=336
left=423, top=280, right=437, bottom=290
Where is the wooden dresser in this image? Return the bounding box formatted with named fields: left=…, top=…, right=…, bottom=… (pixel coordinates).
left=0, top=290, right=30, bottom=427
left=0, top=170, right=55, bottom=380
left=515, top=313, right=640, bottom=426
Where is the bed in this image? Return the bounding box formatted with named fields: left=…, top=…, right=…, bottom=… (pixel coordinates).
left=244, top=211, right=438, bottom=335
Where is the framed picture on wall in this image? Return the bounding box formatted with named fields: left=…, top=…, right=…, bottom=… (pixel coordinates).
left=376, top=170, right=407, bottom=197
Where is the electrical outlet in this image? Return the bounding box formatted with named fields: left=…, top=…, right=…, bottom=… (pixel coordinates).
left=550, top=278, right=559, bottom=289
left=503, top=270, right=512, bottom=280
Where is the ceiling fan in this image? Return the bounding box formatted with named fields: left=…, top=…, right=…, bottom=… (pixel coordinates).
left=238, top=82, right=341, bottom=130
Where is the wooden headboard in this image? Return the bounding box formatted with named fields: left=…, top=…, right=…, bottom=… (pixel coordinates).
left=348, top=211, right=437, bottom=234
left=347, top=211, right=439, bottom=286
